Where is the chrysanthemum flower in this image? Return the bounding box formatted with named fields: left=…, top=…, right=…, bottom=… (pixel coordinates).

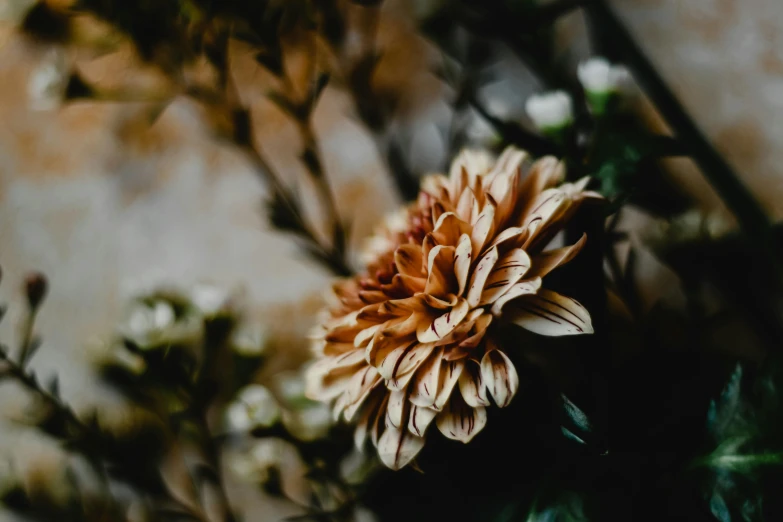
left=306, top=147, right=601, bottom=469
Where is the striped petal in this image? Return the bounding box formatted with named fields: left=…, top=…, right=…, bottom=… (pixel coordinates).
left=454, top=233, right=473, bottom=295
left=436, top=393, right=487, bottom=443
left=478, top=248, right=531, bottom=306
left=508, top=289, right=593, bottom=336
left=378, top=427, right=425, bottom=470
left=470, top=199, right=496, bottom=258
left=434, top=360, right=465, bottom=411
left=480, top=348, right=519, bottom=408
left=416, top=298, right=470, bottom=343
left=490, top=277, right=542, bottom=316
left=425, top=245, right=457, bottom=299
left=458, top=361, right=490, bottom=407
left=408, top=405, right=438, bottom=437
left=409, top=347, right=444, bottom=407
left=466, top=247, right=499, bottom=307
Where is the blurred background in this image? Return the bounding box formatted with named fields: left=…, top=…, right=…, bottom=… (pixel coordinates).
left=0, top=0, right=781, bottom=520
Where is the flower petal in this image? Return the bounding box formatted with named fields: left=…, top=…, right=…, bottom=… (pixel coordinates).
left=478, top=248, right=531, bottom=306
left=458, top=361, right=490, bottom=407
left=408, top=405, right=438, bottom=437
left=454, top=233, right=473, bottom=295
left=385, top=389, right=408, bottom=429
left=436, top=393, right=487, bottom=443
left=378, top=427, right=425, bottom=470
left=409, top=347, right=444, bottom=407
left=395, top=245, right=425, bottom=277
left=508, top=289, right=593, bottom=336
left=433, top=360, right=465, bottom=411
left=490, top=277, right=542, bottom=316
left=470, top=199, right=496, bottom=258
left=466, top=246, right=499, bottom=308
left=432, top=212, right=470, bottom=247
left=417, top=298, right=470, bottom=343
left=480, top=348, right=519, bottom=408
left=425, top=245, right=457, bottom=299
left=526, top=234, right=586, bottom=279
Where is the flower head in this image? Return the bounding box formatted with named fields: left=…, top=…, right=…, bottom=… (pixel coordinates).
left=306, top=147, right=601, bottom=469
left=525, top=91, right=573, bottom=132
left=28, top=49, right=69, bottom=111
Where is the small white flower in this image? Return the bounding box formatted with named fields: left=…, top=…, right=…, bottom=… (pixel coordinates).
left=282, top=403, right=332, bottom=442
left=190, top=284, right=234, bottom=317
left=120, top=301, right=177, bottom=349
left=28, top=49, right=69, bottom=111
left=230, top=323, right=267, bottom=357
left=525, top=91, right=573, bottom=131
left=229, top=438, right=311, bottom=504
left=225, top=384, right=280, bottom=432
left=577, top=57, right=630, bottom=95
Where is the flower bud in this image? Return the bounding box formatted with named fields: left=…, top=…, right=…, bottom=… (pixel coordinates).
left=24, top=272, right=48, bottom=310
left=119, top=300, right=177, bottom=349
left=230, top=323, right=268, bottom=357
left=577, top=57, right=631, bottom=115
left=525, top=90, right=573, bottom=134
left=28, top=49, right=69, bottom=111
left=282, top=403, right=332, bottom=442
left=189, top=284, right=236, bottom=319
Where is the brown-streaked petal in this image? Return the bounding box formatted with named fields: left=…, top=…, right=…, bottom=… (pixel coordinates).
left=395, top=245, right=425, bottom=277
left=417, top=298, right=470, bottom=343
left=378, top=427, right=426, bottom=470
left=487, top=226, right=528, bottom=252
left=455, top=313, right=492, bottom=350
left=380, top=313, right=422, bottom=338
left=366, top=331, right=414, bottom=368
left=432, top=212, right=470, bottom=247
left=342, top=366, right=382, bottom=421
left=470, top=199, right=497, bottom=258
left=385, top=389, right=408, bottom=430
left=305, top=350, right=366, bottom=401
left=458, top=361, right=490, bottom=407
left=526, top=234, right=586, bottom=279
left=466, top=246, right=499, bottom=307
left=425, top=245, right=457, bottom=299
left=409, top=347, right=444, bottom=407
left=421, top=234, right=438, bottom=272
left=424, top=293, right=459, bottom=309
left=354, top=393, right=386, bottom=450
left=480, top=348, right=519, bottom=407
left=378, top=342, right=436, bottom=383
left=435, top=393, right=487, bottom=443
left=433, top=360, right=465, bottom=411
left=478, top=248, right=532, bottom=306
left=434, top=308, right=484, bottom=347
left=454, top=233, right=473, bottom=295
left=354, top=325, right=381, bottom=348
left=490, top=277, right=542, bottom=316
left=408, top=405, right=438, bottom=437
left=508, top=289, right=594, bottom=336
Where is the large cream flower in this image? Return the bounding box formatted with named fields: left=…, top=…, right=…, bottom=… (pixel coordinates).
left=306, top=147, right=601, bottom=469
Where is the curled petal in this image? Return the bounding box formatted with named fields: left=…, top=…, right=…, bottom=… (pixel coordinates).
left=386, top=389, right=408, bottom=429
left=458, top=361, right=490, bottom=407
left=378, top=427, right=426, bottom=470
left=434, top=360, right=465, bottom=411
left=425, top=245, right=457, bottom=299
left=409, top=347, right=444, bottom=407
left=508, top=289, right=594, bottom=336
left=478, top=248, right=531, bottom=306
left=436, top=393, right=487, bottom=443
left=480, top=348, right=519, bottom=408
left=395, top=245, right=425, bottom=277
left=454, top=233, right=473, bottom=295
left=408, top=405, right=438, bottom=437
left=490, top=277, right=542, bottom=316
left=433, top=212, right=470, bottom=247
left=377, top=342, right=435, bottom=382
left=466, top=247, right=499, bottom=308
left=470, top=199, right=496, bottom=258
left=417, top=298, right=470, bottom=343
